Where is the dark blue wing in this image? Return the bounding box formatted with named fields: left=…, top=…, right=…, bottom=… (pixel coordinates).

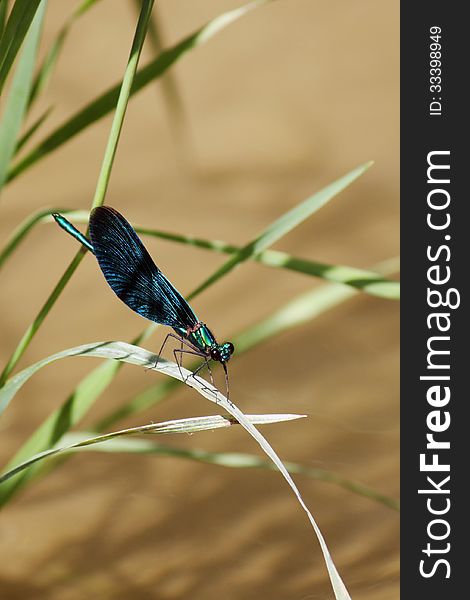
left=89, top=206, right=199, bottom=329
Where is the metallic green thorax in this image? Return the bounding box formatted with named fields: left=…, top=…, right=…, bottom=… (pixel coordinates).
left=189, top=324, right=215, bottom=352
left=175, top=323, right=234, bottom=363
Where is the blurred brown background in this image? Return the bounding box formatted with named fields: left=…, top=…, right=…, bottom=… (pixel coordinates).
left=0, top=1, right=399, bottom=598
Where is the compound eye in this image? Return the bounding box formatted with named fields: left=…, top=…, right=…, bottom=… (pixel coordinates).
left=227, top=342, right=235, bottom=355
left=210, top=348, right=221, bottom=361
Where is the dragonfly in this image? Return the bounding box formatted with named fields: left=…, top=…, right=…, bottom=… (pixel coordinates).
left=53, top=206, right=235, bottom=397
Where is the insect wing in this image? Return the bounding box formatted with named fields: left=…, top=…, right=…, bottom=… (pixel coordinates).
left=89, top=206, right=198, bottom=329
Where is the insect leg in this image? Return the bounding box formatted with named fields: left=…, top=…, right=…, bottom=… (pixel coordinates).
left=192, top=358, right=213, bottom=384
left=172, top=347, right=210, bottom=389
left=153, top=334, right=216, bottom=397
left=172, top=349, right=218, bottom=396
left=154, top=332, right=198, bottom=369
left=222, top=362, right=231, bottom=403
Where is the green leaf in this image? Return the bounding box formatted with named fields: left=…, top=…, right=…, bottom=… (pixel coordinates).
left=0, top=0, right=42, bottom=95
left=7, top=0, right=268, bottom=183
left=0, top=0, right=46, bottom=193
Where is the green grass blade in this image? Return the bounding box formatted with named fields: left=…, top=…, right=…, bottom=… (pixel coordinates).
left=0, top=342, right=191, bottom=502
left=0, top=207, right=68, bottom=270
left=188, top=161, right=373, bottom=299
left=0, top=250, right=85, bottom=388
left=26, top=19, right=66, bottom=108
left=1, top=209, right=400, bottom=299
left=92, top=0, right=154, bottom=207
left=6, top=0, right=268, bottom=183
left=0, top=428, right=398, bottom=511
left=136, top=224, right=399, bottom=300
left=53, top=435, right=400, bottom=510
left=0, top=359, right=121, bottom=504
left=0, top=321, right=154, bottom=503
left=0, top=2, right=153, bottom=385
left=254, top=254, right=399, bottom=299
left=0, top=341, right=208, bottom=418
left=0, top=1, right=7, bottom=37
left=235, top=256, right=400, bottom=352
left=0, top=0, right=42, bottom=95
left=94, top=376, right=178, bottom=430
left=27, top=1, right=103, bottom=110
left=13, top=104, right=53, bottom=153
left=0, top=414, right=305, bottom=483
left=0, top=0, right=46, bottom=193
